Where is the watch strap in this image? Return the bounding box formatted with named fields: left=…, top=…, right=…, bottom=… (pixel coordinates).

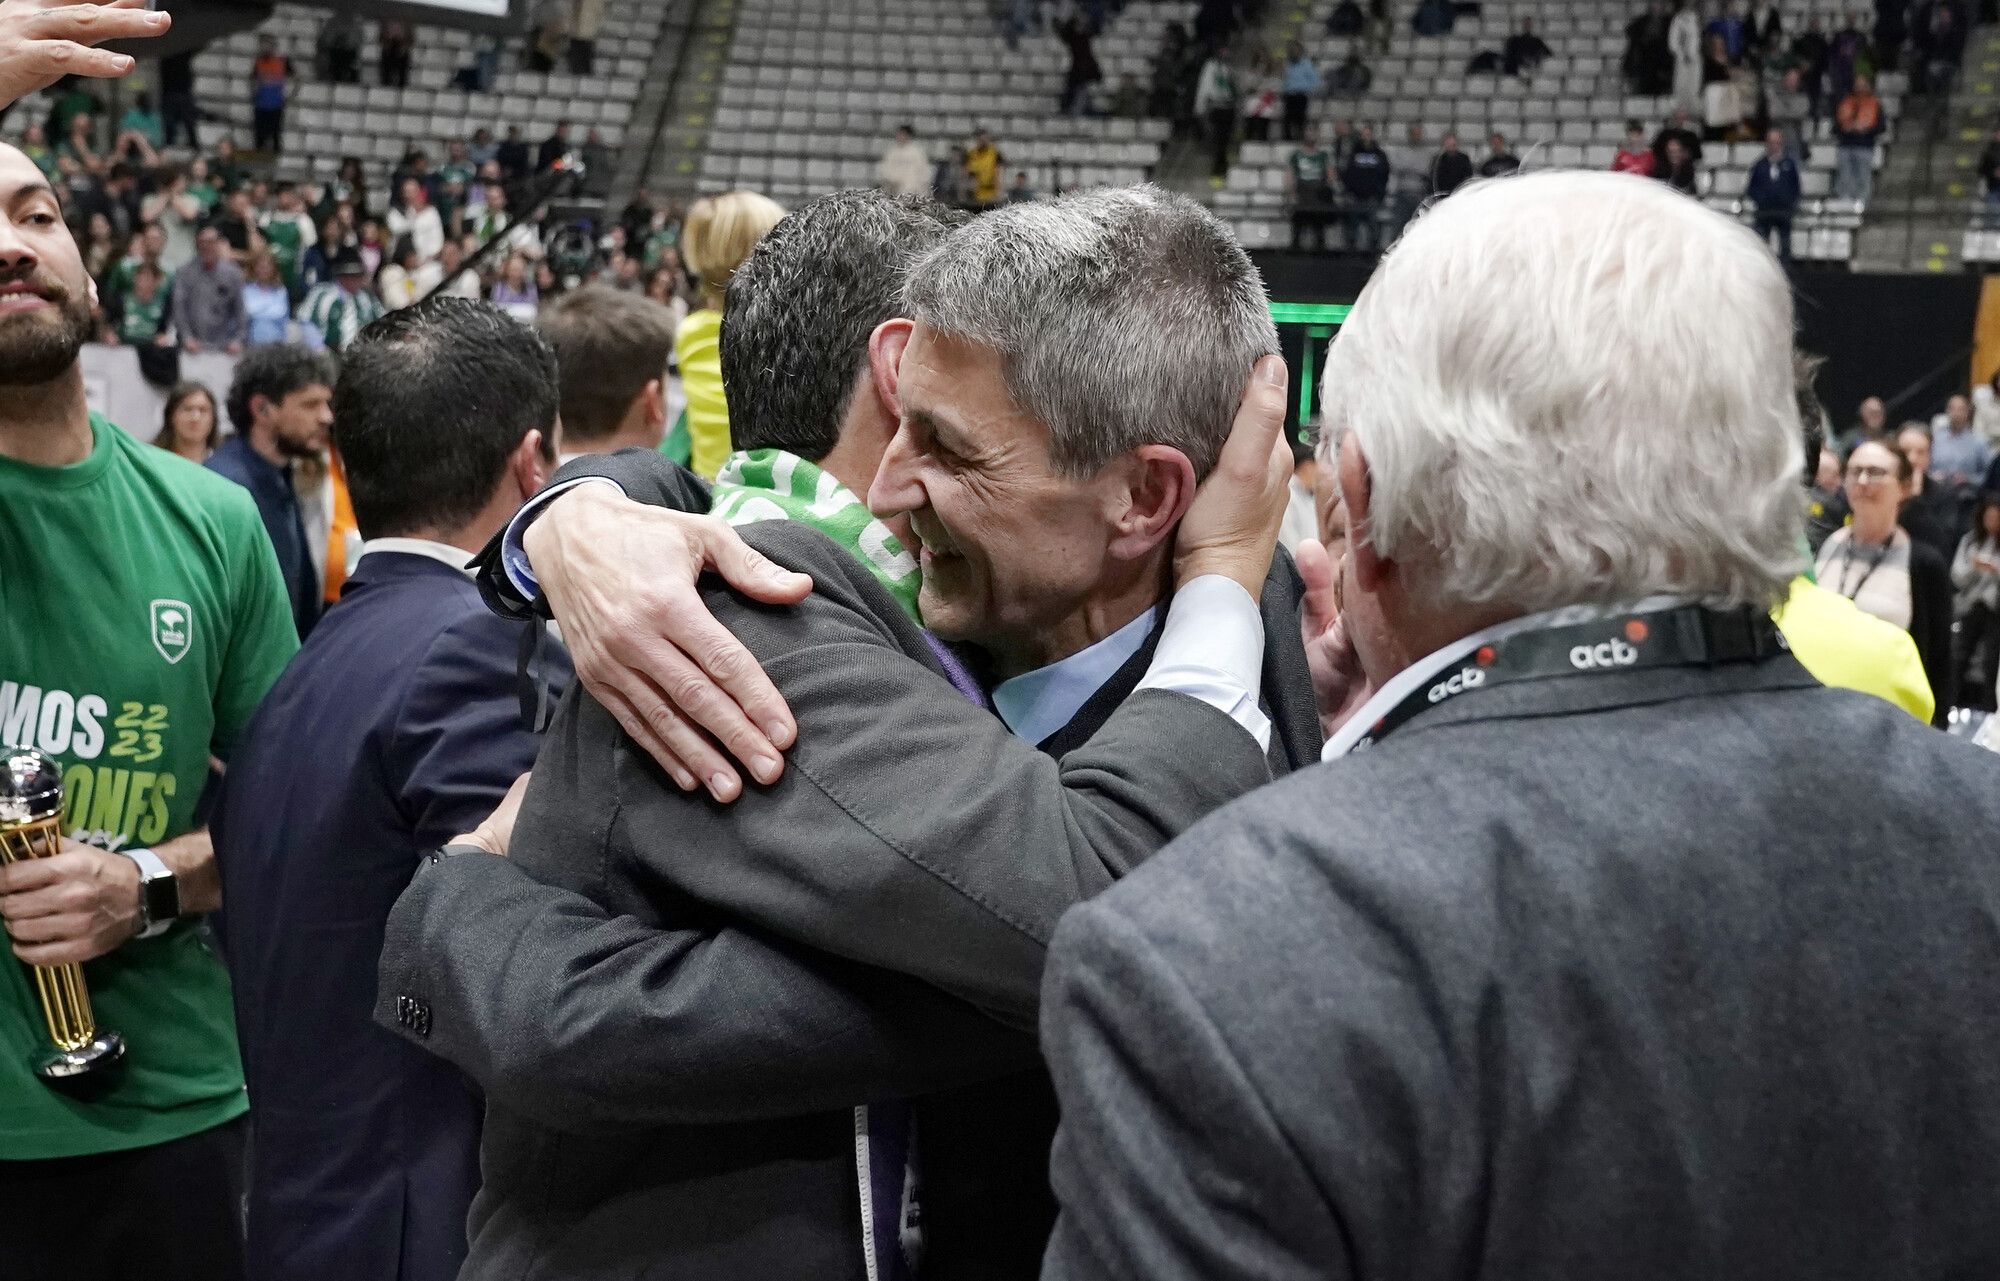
left=122, top=847, right=179, bottom=938
left=429, top=843, right=493, bottom=866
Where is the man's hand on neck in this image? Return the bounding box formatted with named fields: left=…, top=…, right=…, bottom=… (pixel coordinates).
left=0, top=369, right=92, bottom=468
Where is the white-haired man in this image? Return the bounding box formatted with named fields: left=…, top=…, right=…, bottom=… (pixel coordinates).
left=1036, top=171, right=2000, bottom=1279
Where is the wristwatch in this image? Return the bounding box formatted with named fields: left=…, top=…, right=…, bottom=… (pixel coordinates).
left=121, top=847, right=180, bottom=939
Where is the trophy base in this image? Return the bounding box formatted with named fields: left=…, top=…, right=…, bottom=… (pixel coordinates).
left=37, top=1032, right=127, bottom=1084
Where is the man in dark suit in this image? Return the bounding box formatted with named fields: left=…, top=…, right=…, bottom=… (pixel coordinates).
left=207, top=344, right=335, bottom=638
left=378, top=188, right=1323, bottom=1279
left=1038, top=171, right=2000, bottom=1280
left=211, top=298, right=574, bottom=1281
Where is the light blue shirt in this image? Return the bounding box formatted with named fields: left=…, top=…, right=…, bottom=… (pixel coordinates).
left=1931, top=423, right=1992, bottom=485
left=1283, top=57, right=1321, bottom=95
left=991, top=607, right=1160, bottom=747
left=243, top=281, right=291, bottom=347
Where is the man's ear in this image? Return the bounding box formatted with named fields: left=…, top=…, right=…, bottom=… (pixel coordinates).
left=1338, top=433, right=1386, bottom=591
left=866, top=318, right=914, bottom=418
left=1105, top=444, right=1198, bottom=562
left=642, top=377, right=666, bottom=431
left=513, top=428, right=551, bottom=499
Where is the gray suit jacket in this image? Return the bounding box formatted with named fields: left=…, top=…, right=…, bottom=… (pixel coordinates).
left=1042, top=654, right=2000, bottom=1280
left=379, top=503, right=1278, bottom=1278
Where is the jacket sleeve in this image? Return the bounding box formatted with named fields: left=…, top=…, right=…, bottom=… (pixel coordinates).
left=387, top=609, right=571, bottom=848
left=602, top=527, right=1276, bottom=1026
left=469, top=447, right=712, bottom=620
left=1039, top=898, right=1351, bottom=1281
left=1911, top=543, right=1958, bottom=722
left=376, top=851, right=1040, bottom=1135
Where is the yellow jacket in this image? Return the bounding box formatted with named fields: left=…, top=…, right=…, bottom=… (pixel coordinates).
left=675, top=308, right=730, bottom=479
left=1773, top=576, right=1934, bottom=723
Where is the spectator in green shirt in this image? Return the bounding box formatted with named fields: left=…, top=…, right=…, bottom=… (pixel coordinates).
left=108, top=259, right=169, bottom=346
left=184, top=155, right=220, bottom=213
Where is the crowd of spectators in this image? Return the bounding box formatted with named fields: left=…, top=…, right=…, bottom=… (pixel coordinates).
left=1624, top=3, right=1954, bottom=187
left=5, top=68, right=670, bottom=365
left=1810, top=378, right=2000, bottom=711
left=875, top=124, right=1061, bottom=210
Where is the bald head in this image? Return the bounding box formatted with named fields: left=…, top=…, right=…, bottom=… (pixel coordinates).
left=0, top=142, right=97, bottom=387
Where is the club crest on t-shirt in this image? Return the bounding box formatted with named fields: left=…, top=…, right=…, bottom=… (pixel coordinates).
left=150, top=599, right=192, bottom=666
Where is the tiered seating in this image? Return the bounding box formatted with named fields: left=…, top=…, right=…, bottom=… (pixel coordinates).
left=1216, top=0, right=1904, bottom=264
left=699, top=0, right=1186, bottom=201
left=1962, top=207, right=2000, bottom=266
left=190, top=2, right=663, bottom=191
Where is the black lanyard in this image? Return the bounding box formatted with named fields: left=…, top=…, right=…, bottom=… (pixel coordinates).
left=1346, top=604, right=1786, bottom=752
left=1832, top=531, right=1896, bottom=602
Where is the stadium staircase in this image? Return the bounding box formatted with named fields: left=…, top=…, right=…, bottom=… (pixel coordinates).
left=616, top=0, right=733, bottom=208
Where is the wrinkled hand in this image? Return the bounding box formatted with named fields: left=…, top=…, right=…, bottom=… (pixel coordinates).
left=449, top=772, right=532, bottom=858
left=1173, top=355, right=1292, bottom=597
left=0, top=0, right=168, bottom=112
left=1296, top=538, right=1374, bottom=739
left=523, top=483, right=814, bottom=801
left=0, top=837, right=140, bottom=966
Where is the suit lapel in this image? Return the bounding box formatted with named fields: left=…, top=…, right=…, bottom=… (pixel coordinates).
left=1033, top=551, right=1325, bottom=772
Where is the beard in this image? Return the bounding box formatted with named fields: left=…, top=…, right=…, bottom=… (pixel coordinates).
left=0, top=280, right=94, bottom=387
left=273, top=428, right=325, bottom=462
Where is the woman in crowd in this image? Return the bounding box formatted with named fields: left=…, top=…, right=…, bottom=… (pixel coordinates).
left=357, top=216, right=387, bottom=278
left=489, top=252, right=539, bottom=324
left=152, top=382, right=222, bottom=464
left=243, top=249, right=293, bottom=347
left=1895, top=422, right=1960, bottom=566
left=646, top=259, right=690, bottom=331
left=377, top=236, right=423, bottom=310
left=298, top=217, right=345, bottom=293
left=1816, top=440, right=1956, bottom=719
left=1240, top=51, right=1282, bottom=142
left=677, top=190, right=784, bottom=478
left=79, top=213, right=119, bottom=282
left=1953, top=492, right=2000, bottom=710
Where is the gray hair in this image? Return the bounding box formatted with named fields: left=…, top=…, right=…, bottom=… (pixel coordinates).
left=900, top=184, right=1278, bottom=478
left=1320, top=170, right=1804, bottom=614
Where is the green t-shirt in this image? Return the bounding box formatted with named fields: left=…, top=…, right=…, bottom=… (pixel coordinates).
left=116, top=292, right=166, bottom=346
left=186, top=181, right=219, bottom=214
left=261, top=213, right=307, bottom=287
left=1289, top=148, right=1332, bottom=187
left=0, top=416, right=298, bottom=1159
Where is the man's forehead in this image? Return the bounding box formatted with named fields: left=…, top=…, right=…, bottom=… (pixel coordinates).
left=0, top=143, right=49, bottom=194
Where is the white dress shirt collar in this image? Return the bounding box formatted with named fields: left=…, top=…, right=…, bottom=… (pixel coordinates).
left=1321, top=595, right=1686, bottom=761
left=358, top=536, right=477, bottom=576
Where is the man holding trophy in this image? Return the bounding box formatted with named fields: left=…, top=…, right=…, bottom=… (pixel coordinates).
left=0, top=132, right=299, bottom=1279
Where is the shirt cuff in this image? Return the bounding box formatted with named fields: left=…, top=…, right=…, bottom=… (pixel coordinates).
left=500, top=476, right=624, bottom=600
left=1136, top=575, right=1272, bottom=753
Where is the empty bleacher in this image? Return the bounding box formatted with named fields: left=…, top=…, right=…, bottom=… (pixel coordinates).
left=189, top=2, right=664, bottom=192
left=1216, top=0, right=1905, bottom=264
left=698, top=0, right=1186, bottom=202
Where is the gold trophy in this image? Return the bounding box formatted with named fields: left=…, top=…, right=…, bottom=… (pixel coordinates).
left=0, top=748, right=126, bottom=1082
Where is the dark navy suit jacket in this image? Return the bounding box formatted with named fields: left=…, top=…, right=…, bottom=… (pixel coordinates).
left=205, top=435, right=320, bottom=638
left=213, top=549, right=569, bottom=1281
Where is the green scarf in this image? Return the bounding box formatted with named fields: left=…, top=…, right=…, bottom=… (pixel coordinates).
left=711, top=448, right=921, bottom=617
